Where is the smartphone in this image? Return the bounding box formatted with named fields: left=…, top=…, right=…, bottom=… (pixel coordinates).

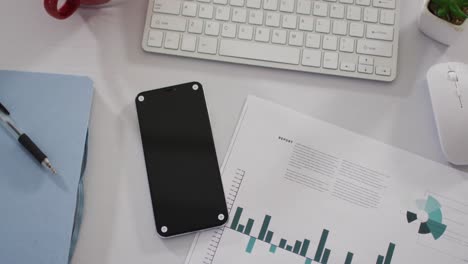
left=135, top=82, right=228, bottom=238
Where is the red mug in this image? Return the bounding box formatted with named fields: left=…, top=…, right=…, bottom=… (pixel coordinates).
left=44, top=0, right=111, bottom=20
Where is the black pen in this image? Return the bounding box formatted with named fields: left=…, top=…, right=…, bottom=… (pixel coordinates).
left=0, top=102, right=57, bottom=174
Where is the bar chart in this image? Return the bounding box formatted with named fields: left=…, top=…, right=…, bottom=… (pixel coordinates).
left=229, top=206, right=396, bottom=264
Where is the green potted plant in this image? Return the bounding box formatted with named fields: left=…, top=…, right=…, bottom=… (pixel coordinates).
left=419, top=0, right=468, bottom=45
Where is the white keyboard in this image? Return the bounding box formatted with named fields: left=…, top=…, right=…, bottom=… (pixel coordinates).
left=142, top=0, right=400, bottom=82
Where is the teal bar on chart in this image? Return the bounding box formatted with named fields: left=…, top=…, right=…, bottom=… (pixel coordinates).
left=345, top=252, right=354, bottom=264
left=237, top=224, right=245, bottom=233
left=279, top=239, right=287, bottom=249
left=314, top=229, right=329, bottom=261
left=300, top=239, right=310, bottom=257
left=246, top=237, right=256, bottom=254
left=322, top=249, right=331, bottom=264
left=269, top=244, right=277, bottom=253
left=384, top=243, right=395, bottom=264
left=245, top=219, right=254, bottom=235
left=230, top=207, right=243, bottom=229
left=293, top=240, right=302, bottom=254
left=266, top=231, right=274, bottom=243
left=258, top=215, right=272, bottom=241
left=377, top=255, right=384, bottom=264
left=305, top=258, right=313, bottom=264
left=286, top=245, right=293, bottom=251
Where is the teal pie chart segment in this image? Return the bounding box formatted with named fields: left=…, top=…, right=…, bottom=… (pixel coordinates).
left=425, top=196, right=441, bottom=214
left=406, top=211, right=417, bottom=223
left=428, top=209, right=442, bottom=223
left=427, top=219, right=447, bottom=240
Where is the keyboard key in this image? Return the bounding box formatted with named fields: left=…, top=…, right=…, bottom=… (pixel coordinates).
left=347, top=6, right=362, bottom=20
left=219, top=40, right=301, bottom=64
left=247, top=0, right=262, bottom=8
left=380, top=9, right=395, bottom=25
left=332, top=20, right=347, bottom=35
left=230, top=0, right=245, bottom=6
left=272, top=29, right=287, bottom=44
left=205, top=21, right=220, bottom=36
left=232, top=8, right=247, bottom=22
left=323, top=35, right=338, bottom=50
left=358, top=64, right=373, bottom=74
left=266, top=12, right=281, bottom=27
left=216, top=6, right=231, bottom=21
left=289, top=31, right=304, bottom=46
left=264, top=0, right=278, bottom=10
left=249, top=10, right=264, bottom=25
left=330, top=4, right=345, bottom=18
left=181, top=34, right=197, bottom=51
left=282, top=15, right=298, bottom=29
left=339, top=37, right=355, bottom=52
left=313, top=2, right=329, bottom=16
left=198, top=37, right=218, bottom=54
left=302, top=49, right=322, bottom=67
left=323, top=52, right=339, bottom=69
left=316, top=19, right=331, bottom=33
left=349, top=22, right=364, bottom=37
left=363, top=8, right=378, bottom=22
left=359, top=56, right=374, bottom=65
left=238, top=25, right=254, bottom=40
left=164, top=32, right=180, bottom=49
left=148, top=30, right=164, bottom=47
left=199, top=4, right=214, bottom=18
left=306, top=33, right=321, bottom=48
left=357, top=39, right=393, bottom=57
left=376, top=66, right=392, bottom=76
left=255, top=27, right=271, bottom=42
left=188, top=19, right=203, bottom=34
left=356, top=0, right=371, bottom=6
left=297, top=0, right=312, bottom=14
left=151, top=15, right=187, bottom=32
left=280, top=0, right=295, bottom=12
left=373, top=0, right=395, bottom=9
left=214, top=0, right=228, bottom=4
left=154, top=0, right=181, bottom=15
left=222, top=23, right=237, bottom=38
left=182, top=2, right=198, bottom=17
left=367, top=24, right=394, bottom=41
left=341, top=61, right=356, bottom=72
left=299, top=16, right=314, bottom=31
left=340, top=0, right=354, bottom=3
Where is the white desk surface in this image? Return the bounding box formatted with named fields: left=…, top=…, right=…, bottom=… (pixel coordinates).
left=1, top=1, right=467, bottom=263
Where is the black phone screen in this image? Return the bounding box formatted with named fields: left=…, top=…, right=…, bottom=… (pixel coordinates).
left=135, top=82, right=228, bottom=237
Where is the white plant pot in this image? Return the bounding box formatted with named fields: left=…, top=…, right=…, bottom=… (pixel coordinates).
left=418, top=0, right=466, bottom=45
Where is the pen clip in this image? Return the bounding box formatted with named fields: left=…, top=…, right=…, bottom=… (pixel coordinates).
left=0, top=102, right=10, bottom=115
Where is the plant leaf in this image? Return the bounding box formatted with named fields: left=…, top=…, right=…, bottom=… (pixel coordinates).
left=449, top=3, right=468, bottom=19
left=459, top=0, right=468, bottom=6
left=437, top=6, right=449, bottom=18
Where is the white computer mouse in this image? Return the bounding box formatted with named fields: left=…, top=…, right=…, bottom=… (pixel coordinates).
left=427, top=62, right=468, bottom=165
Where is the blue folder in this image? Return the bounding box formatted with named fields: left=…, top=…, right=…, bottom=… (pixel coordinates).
left=0, top=70, right=93, bottom=264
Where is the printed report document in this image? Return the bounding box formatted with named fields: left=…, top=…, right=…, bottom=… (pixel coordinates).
left=185, top=96, right=468, bottom=264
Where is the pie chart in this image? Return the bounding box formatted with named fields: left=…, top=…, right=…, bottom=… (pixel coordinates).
left=406, top=196, right=447, bottom=240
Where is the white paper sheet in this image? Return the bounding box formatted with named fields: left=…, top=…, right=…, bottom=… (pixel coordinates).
left=185, top=96, right=468, bottom=264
